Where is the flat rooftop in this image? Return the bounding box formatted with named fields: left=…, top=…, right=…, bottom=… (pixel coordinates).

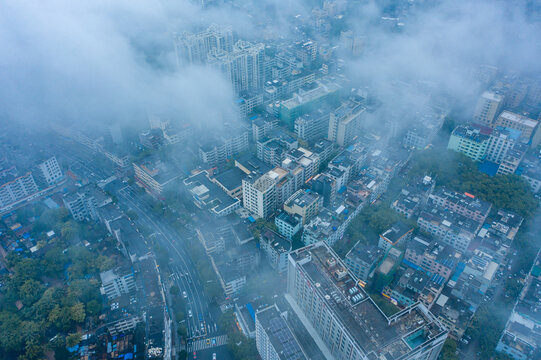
left=256, top=305, right=307, bottom=360
left=285, top=190, right=319, bottom=209
left=213, top=167, right=246, bottom=191
left=290, top=243, right=447, bottom=358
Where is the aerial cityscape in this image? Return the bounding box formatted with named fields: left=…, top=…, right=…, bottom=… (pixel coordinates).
left=1, top=1, right=541, bottom=360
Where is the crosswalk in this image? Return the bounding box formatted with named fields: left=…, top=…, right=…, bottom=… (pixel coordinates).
left=187, top=335, right=228, bottom=352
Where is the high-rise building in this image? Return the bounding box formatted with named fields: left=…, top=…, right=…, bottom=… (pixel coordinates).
left=208, top=40, right=265, bottom=95
left=63, top=186, right=99, bottom=222
left=242, top=173, right=277, bottom=219
left=255, top=304, right=308, bottom=360
left=494, top=111, right=538, bottom=142
left=327, top=97, right=365, bottom=146
left=294, top=107, right=331, bottom=142
left=199, top=131, right=249, bottom=166
left=486, top=127, right=521, bottom=164
left=473, top=91, right=504, bottom=126
left=286, top=242, right=448, bottom=360
left=0, top=169, right=38, bottom=209
left=283, top=189, right=321, bottom=225
left=37, top=156, right=63, bottom=186
left=447, top=124, right=490, bottom=162
left=174, top=24, right=233, bottom=65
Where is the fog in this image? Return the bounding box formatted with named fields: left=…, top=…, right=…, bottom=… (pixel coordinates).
left=1, top=0, right=539, bottom=134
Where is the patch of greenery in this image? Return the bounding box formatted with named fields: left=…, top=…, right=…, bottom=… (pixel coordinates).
left=408, top=149, right=537, bottom=218
left=218, top=310, right=258, bottom=360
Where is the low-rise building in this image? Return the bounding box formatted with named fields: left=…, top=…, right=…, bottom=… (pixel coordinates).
left=391, top=175, right=435, bottom=219
left=429, top=187, right=492, bottom=223
left=344, top=242, right=383, bottom=282
left=275, top=211, right=302, bottom=240
left=378, top=222, right=414, bottom=253
left=100, top=267, right=137, bottom=301
left=403, top=236, right=459, bottom=281
left=431, top=291, right=473, bottom=340
left=184, top=171, right=241, bottom=217
left=285, top=147, right=320, bottom=183
left=283, top=189, right=321, bottom=225
left=259, top=228, right=292, bottom=273
left=417, top=202, right=481, bottom=253
left=133, top=157, right=181, bottom=199
left=211, top=167, right=246, bottom=199
left=382, top=267, right=444, bottom=309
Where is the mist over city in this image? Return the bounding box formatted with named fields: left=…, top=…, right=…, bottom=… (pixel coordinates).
left=0, top=1, right=540, bottom=360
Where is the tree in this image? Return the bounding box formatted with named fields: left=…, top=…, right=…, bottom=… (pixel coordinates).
left=439, top=338, right=459, bottom=360
left=86, top=300, right=102, bottom=317
left=69, top=303, right=85, bottom=323
left=0, top=312, right=23, bottom=352
left=43, top=247, right=67, bottom=276
left=20, top=340, right=43, bottom=360
left=96, top=255, right=115, bottom=272
left=18, top=321, right=41, bottom=345
left=61, top=221, right=79, bottom=240
left=170, top=285, right=180, bottom=296
left=65, top=333, right=82, bottom=348
left=11, top=257, right=41, bottom=286
left=177, top=324, right=187, bottom=338
left=19, top=280, right=44, bottom=306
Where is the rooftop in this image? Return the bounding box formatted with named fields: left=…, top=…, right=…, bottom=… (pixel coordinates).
left=285, top=190, right=319, bottom=209
left=256, top=305, right=307, bottom=360
left=451, top=124, right=490, bottom=143
left=420, top=201, right=482, bottom=235
left=261, top=227, right=292, bottom=254
left=184, top=171, right=240, bottom=214
left=213, top=167, right=246, bottom=191
left=380, top=221, right=413, bottom=245
left=346, top=242, right=383, bottom=266
left=290, top=243, right=447, bottom=358
left=431, top=187, right=492, bottom=216
left=498, top=111, right=538, bottom=128
left=276, top=211, right=301, bottom=228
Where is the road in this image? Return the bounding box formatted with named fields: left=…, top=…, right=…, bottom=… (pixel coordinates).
left=49, top=134, right=232, bottom=359
left=458, top=249, right=524, bottom=359
left=116, top=185, right=228, bottom=352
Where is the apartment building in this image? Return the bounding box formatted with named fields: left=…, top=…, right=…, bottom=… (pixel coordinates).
left=287, top=242, right=448, bottom=360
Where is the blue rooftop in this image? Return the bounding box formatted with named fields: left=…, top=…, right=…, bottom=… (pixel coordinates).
left=478, top=161, right=499, bottom=176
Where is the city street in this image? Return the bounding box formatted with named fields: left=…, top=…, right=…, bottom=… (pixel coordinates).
left=50, top=135, right=232, bottom=358
left=116, top=185, right=228, bottom=356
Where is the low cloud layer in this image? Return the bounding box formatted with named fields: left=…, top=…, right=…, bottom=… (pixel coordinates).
left=1, top=0, right=540, bottom=134
left=344, top=0, right=541, bottom=112
left=0, top=0, right=239, bottom=131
